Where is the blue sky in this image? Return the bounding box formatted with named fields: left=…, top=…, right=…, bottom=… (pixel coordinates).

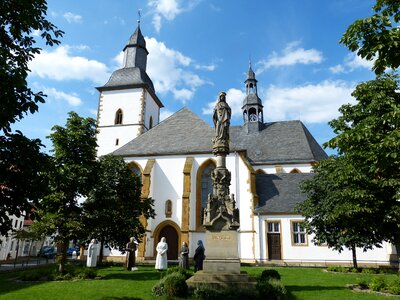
left=15, top=0, right=376, bottom=154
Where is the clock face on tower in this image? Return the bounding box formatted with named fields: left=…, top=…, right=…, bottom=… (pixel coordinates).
left=249, top=114, right=258, bottom=122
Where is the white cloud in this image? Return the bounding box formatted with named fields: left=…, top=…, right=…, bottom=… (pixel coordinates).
left=160, top=109, right=175, bottom=121
left=148, top=0, right=200, bottom=32
left=63, top=12, right=83, bottom=23
left=256, top=41, right=323, bottom=74
left=202, top=88, right=246, bottom=119
left=329, top=64, right=345, bottom=74
left=145, top=37, right=207, bottom=102
left=43, top=87, right=82, bottom=106
left=195, top=63, right=217, bottom=71
left=264, top=80, right=355, bottom=123
left=330, top=52, right=374, bottom=74
left=29, top=45, right=109, bottom=85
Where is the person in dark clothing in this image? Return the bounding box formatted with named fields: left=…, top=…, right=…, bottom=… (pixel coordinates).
left=193, top=240, right=205, bottom=272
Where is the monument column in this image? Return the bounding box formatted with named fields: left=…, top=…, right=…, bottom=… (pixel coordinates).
left=187, top=92, right=254, bottom=288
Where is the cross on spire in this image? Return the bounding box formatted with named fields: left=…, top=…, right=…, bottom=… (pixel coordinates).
left=137, top=9, right=141, bottom=26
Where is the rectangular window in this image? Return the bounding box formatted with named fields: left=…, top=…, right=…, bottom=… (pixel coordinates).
left=14, top=219, right=18, bottom=228
left=267, top=222, right=280, bottom=233
left=292, top=221, right=307, bottom=245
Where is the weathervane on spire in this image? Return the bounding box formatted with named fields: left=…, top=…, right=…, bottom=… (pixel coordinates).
left=137, top=9, right=142, bottom=26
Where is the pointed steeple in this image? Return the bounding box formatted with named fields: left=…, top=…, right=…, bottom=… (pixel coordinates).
left=242, top=62, right=263, bottom=131
left=122, top=20, right=149, bottom=70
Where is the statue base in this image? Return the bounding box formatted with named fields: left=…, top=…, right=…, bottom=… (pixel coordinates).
left=186, top=230, right=256, bottom=288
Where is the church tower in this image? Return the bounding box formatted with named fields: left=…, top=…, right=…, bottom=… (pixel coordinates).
left=242, top=63, right=263, bottom=133
left=96, top=21, right=163, bottom=156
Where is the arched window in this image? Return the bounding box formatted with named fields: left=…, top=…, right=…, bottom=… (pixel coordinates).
left=248, top=107, right=257, bottom=122
left=149, top=116, right=153, bottom=129
left=115, top=109, right=123, bottom=125
left=127, top=162, right=142, bottom=183
left=196, top=159, right=216, bottom=229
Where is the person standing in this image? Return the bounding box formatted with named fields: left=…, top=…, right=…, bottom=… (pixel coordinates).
left=193, top=240, right=205, bottom=272
left=155, top=237, right=168, bottom=271
left=86, top=239, right=98, bottom=268
left=179, top=242, right=189, bottom=269
left=126, top=237, right=138, bottom=271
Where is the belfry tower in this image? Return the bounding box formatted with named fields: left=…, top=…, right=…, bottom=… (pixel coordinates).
left=242, top=63, right=263, bottom=133
left=96, top=20, right=163, bottom=156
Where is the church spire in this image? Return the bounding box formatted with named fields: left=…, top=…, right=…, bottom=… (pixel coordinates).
left=122, top=18, right=149, bottom=70
left=242, top=62, right=264, bottom=132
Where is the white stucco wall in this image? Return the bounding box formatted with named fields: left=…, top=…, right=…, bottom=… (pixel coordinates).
left=258, top=214, right=392, bottom=265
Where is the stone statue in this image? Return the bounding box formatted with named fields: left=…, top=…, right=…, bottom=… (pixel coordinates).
left=126, top=237, right=138, bottom=271
left=203, top=91, right=240, bottom=231
left=213, top=92, right=231, bottom=145
left=86, top=239, right=98, bottom=268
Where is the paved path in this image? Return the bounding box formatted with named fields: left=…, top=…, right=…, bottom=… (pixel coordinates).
left=0, top=258, right=56, bottom=272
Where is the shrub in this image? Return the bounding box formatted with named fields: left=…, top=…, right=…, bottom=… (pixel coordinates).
left=152, top=271, right=188, bottom=298
left=361, top=268, right=378, bottom=274
left=387, top=277, right=400, bottom=295
left=256, top=278, right=287, bottom=300
left=76, top=268, right=97, bottom=279
left=327, top=266, right=348, bottom=273
left=193, top=285, right=258, bottom=300
left=163, top=272, right=188, bottom=298
left=369, top=276, right=387, bottom=292
left=260, top=269, right=281, bottom=281
left=355, top=278, right=369, bottom=289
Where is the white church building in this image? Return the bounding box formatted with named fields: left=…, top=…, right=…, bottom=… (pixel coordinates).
left=95, top=23, right=394, bottom=266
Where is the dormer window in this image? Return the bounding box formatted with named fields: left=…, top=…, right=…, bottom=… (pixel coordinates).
left=115, top=109, right=123, bottom=125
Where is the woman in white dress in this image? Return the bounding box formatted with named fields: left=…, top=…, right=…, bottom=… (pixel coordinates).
left=155, top=237, right=168, bottom=271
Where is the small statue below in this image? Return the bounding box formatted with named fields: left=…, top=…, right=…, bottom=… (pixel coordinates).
left=126, top=237, right=139, bottom=271
left=179, top=242, right=189, bottom=270
left=86, top=239, right=98, bottom=268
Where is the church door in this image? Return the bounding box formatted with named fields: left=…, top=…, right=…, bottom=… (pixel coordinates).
left=158, top=225, right=179, bottom=260
left=267, top=222, right=281, bottom=260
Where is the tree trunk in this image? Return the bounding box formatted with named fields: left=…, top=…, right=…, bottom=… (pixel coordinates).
left=351, top=244, right=358, bottom=269
left=394, top=240, right=400, bottom=272
left=58, top=241, right=67, bottom=274
left=99, top=236, right=105, bottom=263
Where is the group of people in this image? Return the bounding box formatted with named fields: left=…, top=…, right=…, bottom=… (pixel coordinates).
left=155, top=238, right=206, bottom=272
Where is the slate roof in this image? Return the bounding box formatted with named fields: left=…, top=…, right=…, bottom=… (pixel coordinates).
left=98, top=67, right=155, bottom=93
left=124, top=25, right=146, bottom=51
left=254, top=173, right=314, bottom=214
left=113, top=107, right=327, bottom=164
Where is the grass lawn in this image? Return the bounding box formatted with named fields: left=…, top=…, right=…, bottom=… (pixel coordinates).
left=0, top=264, right=397, bottom=299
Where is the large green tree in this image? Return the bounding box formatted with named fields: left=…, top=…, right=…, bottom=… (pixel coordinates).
left=36, top=112, right=97, bottom=273
left=300, top=0, right=400, bottom=268
left=298, top=156, right=384, bottom=268
left=340, top=0, right=400, bottom=75
left=326, top=73, right=400, bottom=260
left=0, top=0, right=63, bottom=235
left=82, top=155, right=155, bottom=262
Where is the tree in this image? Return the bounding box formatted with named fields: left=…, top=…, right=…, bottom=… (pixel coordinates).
left=298, top=156, right=384, bottom=268
left=0, top=133, right=50, bottom=236
left=0, top=0, right=63, bottom=235
left=326, top=73, right=400, bottom=264
left=36, top=112, right=97, bottom=273
left=0, top=0, right=63, bottom=132
left=340, top=0, right=400, bottom=75
left=82, top=155, right=155, bottom=262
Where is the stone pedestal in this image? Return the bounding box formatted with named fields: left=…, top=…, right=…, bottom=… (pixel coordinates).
left=186, top=230, right=256, bottom=289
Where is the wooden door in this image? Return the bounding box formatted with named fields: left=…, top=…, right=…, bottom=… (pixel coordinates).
left=267, top=233, right=281, bottom=260
left=158, top=225, right=179, bottom=260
